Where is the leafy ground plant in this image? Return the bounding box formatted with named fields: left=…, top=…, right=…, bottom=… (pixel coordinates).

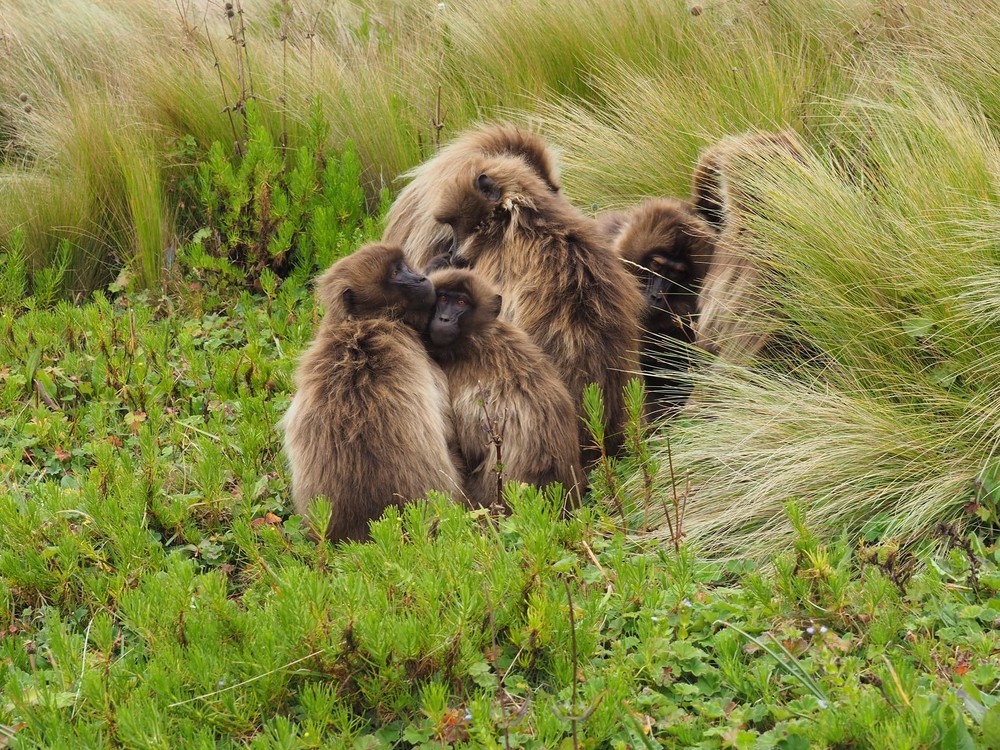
left=0, top=266, right=998, bottom=748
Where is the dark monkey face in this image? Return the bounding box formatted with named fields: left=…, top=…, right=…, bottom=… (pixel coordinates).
left=386, top=257, right=435, bottom=308
left=425, top=269, right=503, bottom=351
left=334, top=247, right=435, bottom=329
left=384, top=257, right=435, bottom=332
left=643, top=252, right=693, bottom=312
left=637, top=251, right=700, bottom=340
left=428, top=289, right=472, bottom=347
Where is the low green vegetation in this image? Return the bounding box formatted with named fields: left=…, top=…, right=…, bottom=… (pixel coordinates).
left=1, top=272, right=998, bottom=747
left=3, top=0, right=1000, bottom=744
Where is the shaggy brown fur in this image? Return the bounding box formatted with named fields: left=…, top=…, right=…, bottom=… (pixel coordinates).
left=613, top=198, right=716, bottom=418
left=383, top=123, right=562, bottom=272
left=426, top=268, right=585, bottom=508
left=281, top=244, right=462, bottom=542
left=433, top=154, right=644, bottom=463
left=691, top=132, right=805, bottom=363
left=595, top=209, right=630, bottom=243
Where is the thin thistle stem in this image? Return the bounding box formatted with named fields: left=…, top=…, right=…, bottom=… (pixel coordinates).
left=662, top=434, right=687, bottom=553
left=203, top=19, right=242, bottom=155
left=563, top=579, right=580, bottom=750
left=234, top=0, right=255, bottom=102
left=279, top=13, right=288, bottom=152
left=477, top=382, right=506, bottom=510
left=484, top=587, right=511, bottom=750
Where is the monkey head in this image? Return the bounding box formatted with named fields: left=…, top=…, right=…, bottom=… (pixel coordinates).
left=448, top=123, right=562, bottom=194
left=692, top=131, right=805, bottom=232
left=426, top=269, right=503, bottom=351
left=433, top=155, right=549, bottom=266
left=615, top=199, right=716, bottom=329
left=315, top=243, right=435, bottom=330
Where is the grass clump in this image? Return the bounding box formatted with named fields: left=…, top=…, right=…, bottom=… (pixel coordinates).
left=649, top=74, right=1000, bottom=557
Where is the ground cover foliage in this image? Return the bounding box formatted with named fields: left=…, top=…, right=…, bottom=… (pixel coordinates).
left=1, top=271, right=999, bottom=747
left=3, top=0, right=1000, bottom=745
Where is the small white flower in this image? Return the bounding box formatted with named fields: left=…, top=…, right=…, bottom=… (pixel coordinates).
left=820, top=625, right=828, bottom=634
left=682, top=599, right=692, bottom=608
left=818, top=700, right=828, bottom=709
left=437, top=2, right=446, bottom=9
left=806, top=626, right=815, bottom=635
left=464, top=710, right=473, bottom=721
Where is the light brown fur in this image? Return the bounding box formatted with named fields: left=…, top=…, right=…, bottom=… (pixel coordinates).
left=383, top=123, right=562, bottom=272
left=691, top=132, right=805, bottom=363
left=281, top=244, right=461, bottom=542
left=433, top=154, right=644, bottom=464
left=426, top=268, right=585, bottom=508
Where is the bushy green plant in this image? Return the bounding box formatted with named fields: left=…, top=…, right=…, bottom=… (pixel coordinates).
left=186, top=102, right=383, bottom=288
left=0, top=269, right=998, bottom=747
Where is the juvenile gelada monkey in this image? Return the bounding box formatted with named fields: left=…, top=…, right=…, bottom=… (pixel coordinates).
left=426, top=268, right=585, bottom=508
left=281, top=244, right=461, bottom=542
left=612, top=198, right=716, bottom=418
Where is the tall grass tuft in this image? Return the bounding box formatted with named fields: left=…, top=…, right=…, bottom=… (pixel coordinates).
left=644, top=74, right=1000, bottom=556
left=0, top=0, right=939, bottom=291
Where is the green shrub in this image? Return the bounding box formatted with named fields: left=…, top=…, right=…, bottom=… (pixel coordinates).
left=184, top=102, right=384, bottom=289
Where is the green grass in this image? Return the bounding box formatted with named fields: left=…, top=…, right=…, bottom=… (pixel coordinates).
left=5, top=0, right=1000, bottom=285
left=644, top=74, right=1000, bottom=557
left=0, top=274, right=998, bottom=747
left=4, top=0, right=1000, bottom=742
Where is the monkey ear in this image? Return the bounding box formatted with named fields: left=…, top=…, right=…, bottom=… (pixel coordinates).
left=489, top=294, right=503, bottom=317
left=341, top=288, right=355, bottom=313
left=476, top=173, right=502, bottom=202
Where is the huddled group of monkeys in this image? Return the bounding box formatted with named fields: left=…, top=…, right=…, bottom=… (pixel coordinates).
left=281, top=124, right=804, bottom=541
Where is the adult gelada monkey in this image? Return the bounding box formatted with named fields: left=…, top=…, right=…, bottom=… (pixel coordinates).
left=612, top=198, right=716, bottom=418
left=691, top=131, right=805, bottom=363
left=433, top=153, right=644, bottom=463
left=426, top=268, right=585, bottom=508
left=383, top=123, right=562, bottom=272
left=281, top=244, right=461, bottom=542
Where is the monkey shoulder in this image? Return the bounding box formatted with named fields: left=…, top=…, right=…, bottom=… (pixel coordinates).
left=296, top=318, right=434, bottom=399
left=458, top=321, right=571, bottom=411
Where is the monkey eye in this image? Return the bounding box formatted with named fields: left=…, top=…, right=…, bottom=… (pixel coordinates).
left=456, top=297, right=468, bottom=308
left=437, top=293, right=448, bottom=304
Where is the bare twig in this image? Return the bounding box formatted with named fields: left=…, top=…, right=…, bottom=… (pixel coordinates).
left=34, top=379, right=61, bottom=411
left=203, top=18, right=242, bottom=155
left=431, top=84, right=447, bottom=150
left=279, top=11, right=289, bottom=151
left=306, top=13, right=319, bottom=95
left=563, top=579, right=580, bottom=750
left=233, top=0, right=255, bottom=102
left=581, top=539, right=616, bottom=592
left=477, top=382, right=506, bottom=510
